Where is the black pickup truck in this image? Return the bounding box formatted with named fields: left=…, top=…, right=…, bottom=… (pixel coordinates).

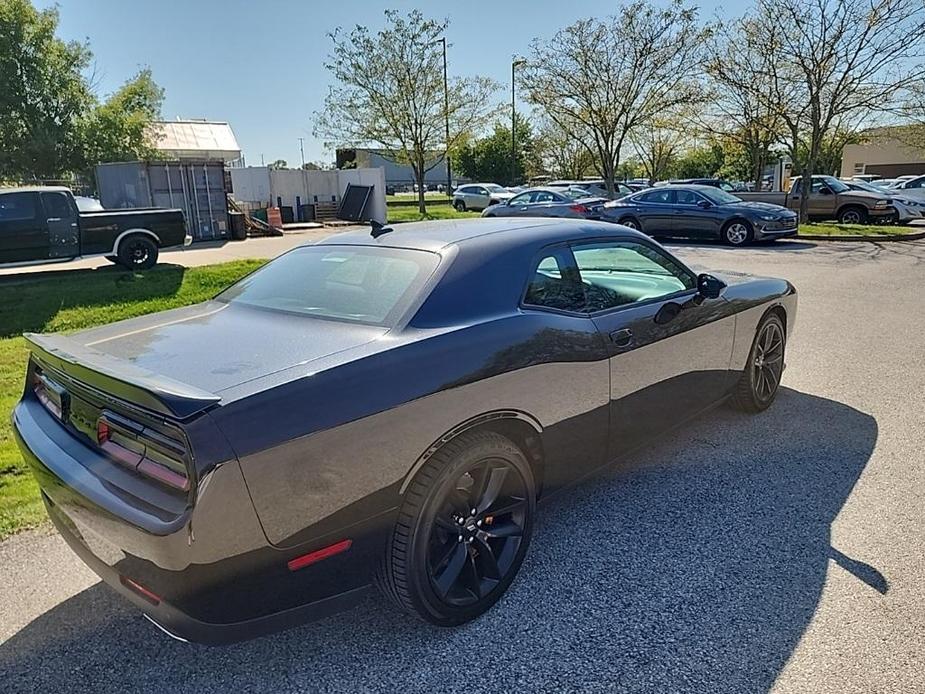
left=0, top=187, right=190, bottom=270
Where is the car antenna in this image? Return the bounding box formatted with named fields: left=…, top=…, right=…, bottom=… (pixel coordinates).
left=370, top=220, right=394, bottom=238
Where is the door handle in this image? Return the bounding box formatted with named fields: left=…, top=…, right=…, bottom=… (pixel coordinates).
left=47, top=217, right=61, bottom=222
left=609, top=328, right=633, bottom=347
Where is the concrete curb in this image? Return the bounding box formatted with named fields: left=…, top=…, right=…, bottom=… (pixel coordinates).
left=797, top=231, right=925, bottom=242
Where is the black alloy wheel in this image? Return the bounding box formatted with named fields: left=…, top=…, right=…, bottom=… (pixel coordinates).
left=732, top=313, right=786, bottom=413
left=379, top=431, right=536, bottom=625
left=118, top=235, right=158, bottom=270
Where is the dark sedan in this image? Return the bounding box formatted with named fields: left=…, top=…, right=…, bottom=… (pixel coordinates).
left=601, top=185, right=798, bottom=245
left=481, top=187, right=606, bottom=219
left=14, top=218, right=797, bottom=643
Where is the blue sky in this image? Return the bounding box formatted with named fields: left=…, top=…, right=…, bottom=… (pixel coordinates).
left=39, top=0, right=742, bottom=166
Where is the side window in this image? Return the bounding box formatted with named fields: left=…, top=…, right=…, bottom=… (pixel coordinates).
left=533, top=191, right=557, bottom=203
left=458, top=186, right=473, bottom=195
left=509, top=192, right=534, bottom=206
left=675, top=190, right=702, bottom=205
left=42, top=192, right=74, bottom=219
left=639, top=189, right=673, bottom=204
left=0, top=193, right=38, bottom=223
left=523, top=250, right=585, bottom=313
left=572, top=241, right=696, bottom=312
left=906, top=177, right=924, bottom=189
left=476, top=187, right=489, bottom=195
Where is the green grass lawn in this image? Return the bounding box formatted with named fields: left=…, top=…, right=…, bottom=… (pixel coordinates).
left=799, top=222, right=924, bottom=237
left=386, top=192, right=450, bottom=203
left=0, top=259, right=265, bottom=539
left=388, top=205, right=481, bottom=223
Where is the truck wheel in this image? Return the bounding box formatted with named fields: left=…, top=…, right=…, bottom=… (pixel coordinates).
left=117, top=235, right=159, bottom=270
left=837, top=206, right=866, bottom=225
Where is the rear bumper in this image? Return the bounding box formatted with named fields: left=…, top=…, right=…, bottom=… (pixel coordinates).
left=12, top=399, right=381, bottom=644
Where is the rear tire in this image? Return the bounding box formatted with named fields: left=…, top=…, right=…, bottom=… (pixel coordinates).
left=618, top=216, right=641, bottom=231
left=378, top=431, right=536, bottom=626
left=731, top=313, right=786, bottom=413
left=117, top=234, right=158, bottom=270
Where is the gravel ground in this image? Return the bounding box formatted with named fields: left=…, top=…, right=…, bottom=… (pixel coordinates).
left=1, top=238, right=923, bottom=693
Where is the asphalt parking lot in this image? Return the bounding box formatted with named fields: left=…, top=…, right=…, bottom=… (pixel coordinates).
left=1, top=237, right=923, bottom=693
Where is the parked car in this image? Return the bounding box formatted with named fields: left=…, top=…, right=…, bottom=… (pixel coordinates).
left=13, top=217, right=797, bottom=643
left=736, top=175, right=895, bottom=224
left=601, top=185, right=798, bottom=246
left=481, top=187, right=607, bottom=219
left=547, top=179, right=634, bottom=199
left=841, top=180, right=925, bottom=224
left=452, top=183, right=515, bottom=211
left=883, top=174, right=925, bottom=202
left=0, top=186, right=190, bottom=270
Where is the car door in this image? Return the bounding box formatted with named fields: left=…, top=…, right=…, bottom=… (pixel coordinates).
left=672, top=189, right=720, bottom=239
left=570, top=238, right=737, bottom=461
left=470, top=186, right=491, bottom=210
left=0, top=191, right=48, bottom=263
left=503, top=191, right=537, bottom=216
left=632, top=189, right=676, bottom=234
left=41, top=191, right=80, bottom=258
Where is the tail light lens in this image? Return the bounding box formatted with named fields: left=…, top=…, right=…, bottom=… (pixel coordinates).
left=570, top=204, right=589, bottom=214
left=97, top=412, right=190, bottom=491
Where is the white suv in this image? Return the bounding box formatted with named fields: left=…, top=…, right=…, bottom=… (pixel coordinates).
left=452, top=183, right=515, bottom=211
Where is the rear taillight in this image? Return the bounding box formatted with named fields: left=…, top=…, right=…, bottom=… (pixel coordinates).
left=570, top=204, right=589, bottom=214
left=97, top=412, right=190, bottom=492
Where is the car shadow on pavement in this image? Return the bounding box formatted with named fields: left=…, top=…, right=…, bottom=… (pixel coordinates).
left=0, top=388, right=878, bottom=694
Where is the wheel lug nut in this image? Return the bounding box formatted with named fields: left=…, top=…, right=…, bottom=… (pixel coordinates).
left=470, top=509, right=477, bottom=515
left=477, top=520, right=482, bottom=526
left=458, top=535, right=463, bottom=542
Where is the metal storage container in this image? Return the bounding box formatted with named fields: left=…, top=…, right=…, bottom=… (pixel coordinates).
left=96, top=161, right=229, bottom=241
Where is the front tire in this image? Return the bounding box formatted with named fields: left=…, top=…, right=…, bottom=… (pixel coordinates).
left=731, top=313, right=786, bottom=413
left=117, top=234, right=158, bottom=270
left=722, top=219, right=753, bottom=246
left=453, top=200, right=466, bottom=212
left=837, top=206, right=867, bottom=224
left=379, top=431, right=536, bottom=626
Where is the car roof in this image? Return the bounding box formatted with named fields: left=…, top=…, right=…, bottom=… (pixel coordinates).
left=314, top=217, right=650, bottom=253
left=0, top=185, right=72, bottom=194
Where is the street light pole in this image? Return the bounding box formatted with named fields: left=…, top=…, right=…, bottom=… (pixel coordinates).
left=440, top=38, right=451, bottom=196
left=298, top=137, right=305, bottom=169
left=511, top=58, right=527, bottom=187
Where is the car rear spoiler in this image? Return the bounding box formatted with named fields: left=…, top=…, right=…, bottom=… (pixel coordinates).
left=23, top=332, right=221, bottom=419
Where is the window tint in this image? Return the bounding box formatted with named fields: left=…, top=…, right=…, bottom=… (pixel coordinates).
left=509, top=192, right=533, bottom=206
left=523, top=251, right=585, bottom=312
left=638, top=189, right=673, bottom=204
left=572, top=242, right=696, bottom=312
left=906, top=177, right=924, bottom=189
left=675, top=189, right=703, bottom=205
left=218, top=246, right=438, bottom=326
left=42, top=192, right=74, bottom=219
left=533, top=191, right=557, bottom=203
left=0, top=193, right=37, bottom=222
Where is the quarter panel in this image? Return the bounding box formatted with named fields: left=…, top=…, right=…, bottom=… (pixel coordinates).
left=213, top=313, right=611, bottom=548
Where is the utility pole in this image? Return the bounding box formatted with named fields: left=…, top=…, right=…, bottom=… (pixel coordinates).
left=440, top=38, right=451, bottom=196
left=511, top=57, right=527, bottom=187
left=298, top=137, right=305, bottom=169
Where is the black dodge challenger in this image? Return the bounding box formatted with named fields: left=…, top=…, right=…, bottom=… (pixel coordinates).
left=13, top=218, right=797, bottom=643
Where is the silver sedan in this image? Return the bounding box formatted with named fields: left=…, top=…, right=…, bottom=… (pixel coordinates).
left=481, top=187, right=607, bottom=219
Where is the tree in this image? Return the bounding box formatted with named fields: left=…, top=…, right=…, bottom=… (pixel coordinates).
left=455, top=114, right=534, bottom=184
left=533, top=118, right=596, bottom=180
left=0, top=0, right=93, bottom=179
left=704, top=20, right=786, bottom=189
left=314, top=10, right=499, bottom=213
left=742, top=0, right=925, bottom=221
left=630, top=116, right=686, bottom=184
left=672, top=141, right=729, bottom=180
left=521, top=0, right=710, bottom=197
left=79, top=69, right=163, bottom=177
left=268, top=159, right=288, bottom=170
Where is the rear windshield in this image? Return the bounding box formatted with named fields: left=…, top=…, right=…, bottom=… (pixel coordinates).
left=218, top=245, right=439, bottom=326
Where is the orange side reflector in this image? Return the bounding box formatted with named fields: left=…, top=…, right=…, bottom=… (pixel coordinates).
left=287, top=539, right=353, bottom=572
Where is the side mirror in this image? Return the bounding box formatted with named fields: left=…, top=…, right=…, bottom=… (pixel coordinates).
left=697, top=273, right=727, bottom=300
left=696, top=199, right=712, bottom=209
